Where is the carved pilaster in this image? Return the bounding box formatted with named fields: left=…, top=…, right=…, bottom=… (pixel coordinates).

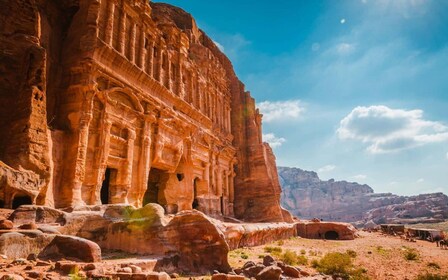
left=72, top=94, right=94, bottom=206
left=93, top=118, right=112, bottom=204
left=138, top=26, right=146, bottom=70
left=117, top=7, right=126, bottom=54
left=137, top=115, right=156, bottom=207
left=147, top=41, right=154, bottom=76
left=129, top=21, right=136, bottom=63
left=104, top=0, right=115, bottom=45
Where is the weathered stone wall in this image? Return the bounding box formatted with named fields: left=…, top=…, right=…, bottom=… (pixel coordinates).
left=0, top=0, right=288, bottom=222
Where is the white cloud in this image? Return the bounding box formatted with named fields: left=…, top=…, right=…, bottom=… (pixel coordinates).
left=257, top=100, right=305, bottom=123
left=263, top=133, right=286, bottom=148
left=336, top=43, right=355, bottom=55
left=337, top=105, right=448, bottom=154
left=318, top=165, right=336, bottom=173
left=213, top=40, right=225, bottom=52
left=446, top=152, right=448, bottom=160
left=352, top=174, right=367, bottom=180
left=340, top=18, right=346, bottom=24
left=417, top=178, right=425, bottom=183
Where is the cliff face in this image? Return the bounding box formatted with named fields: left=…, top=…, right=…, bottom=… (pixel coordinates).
left=279, top=167, right=448, bottom=226
left=0, top=0, right=287, bottom=222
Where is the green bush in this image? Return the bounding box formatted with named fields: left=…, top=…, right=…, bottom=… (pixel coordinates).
left=403, top=248, right=419, bottom=261
left=300, top=249, right=306, bottom=255
left=416, top=273, right=448, bottom=280
left=346, top=249, right=357, bottom=258
left=277, top=240, right=284, bottom=246
left=279, top=249, right=308, bottom=266
left=312, top=252, right=369, bottom=280
left=427, top=262, right=441, bottom=269
left=264, top=246, right=282, bottom=255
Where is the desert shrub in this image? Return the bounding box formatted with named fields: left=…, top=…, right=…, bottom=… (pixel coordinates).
left=415, top=273, right=448, bottom=280
left=264, top=246, right=282, bottom=255
left=309, top=250, right=318, bottom=256
left=277, top=240, right=284, bottom=246
left=375, top=246, right=389, bottom=256
left=240, top=252, right=249, bottom=259
left=346, top=249, right=357, bottom=258
left=403, top=248, right=419, bottom=261
left=300, top=249, right=306, bottom=255
left=312, top=252, right=369, bottom=280
left=427, top=262, right=441, bottom=269
left=279, top=249, right=308, bottom=266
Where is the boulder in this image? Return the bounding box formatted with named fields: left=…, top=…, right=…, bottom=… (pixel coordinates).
left=18, top=222, right=37, bottom=230
left=263, top=255, right=275, bottom=266
left=255, top=266, right=282, bottom=280
left=0, top=275, right=24, bottom=280
left=241, top=261, right=256, bottom=270
left=9, top=206, right=67, bottom=226
left=0, top=220, right=13, bottom=230
left=212, top=274, right=245, bottom=280
left=39, top=235, right=101, bottom=262
left=0, top=231, right=54, bottom=259
left=281, top=265, right=301, bottom=278
left=243, top=264, right=265, bottom=278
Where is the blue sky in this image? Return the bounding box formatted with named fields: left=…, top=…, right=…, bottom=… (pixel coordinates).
left=153, top=0, right=448, bottom=196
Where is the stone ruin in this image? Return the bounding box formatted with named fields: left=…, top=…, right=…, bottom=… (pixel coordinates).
left=0, top=0, right=291, bottom=223
left=0, top=0, right=358, bottom=277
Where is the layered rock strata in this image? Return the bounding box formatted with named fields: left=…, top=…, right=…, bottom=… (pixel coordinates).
left=6, top=204, right=298, bottom=273
left=279, top=166, right=448, bottom=226
left=0, top=0, right=286, bottom=222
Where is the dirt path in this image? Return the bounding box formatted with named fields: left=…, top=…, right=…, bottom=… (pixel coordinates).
left=228, top=231, right=448, bottom=280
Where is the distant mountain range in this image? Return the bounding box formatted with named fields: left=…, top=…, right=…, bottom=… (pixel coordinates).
left=278, top=166, right=448, bottom=227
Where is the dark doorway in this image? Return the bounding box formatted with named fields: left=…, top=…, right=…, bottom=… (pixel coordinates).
left=143, top=168, right=165, bottom=206
left=220, top=196, right=224, bottom=215
left=101, top=168, right=114, bottom=204
left=192, top=178, right=199, bottom=210
left=12, top=195, right=32, bottom=209
left=325, top=230, right=339, bottom=240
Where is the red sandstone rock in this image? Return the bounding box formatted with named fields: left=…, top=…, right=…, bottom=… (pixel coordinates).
left=281, top=265, right=301, bottom=278
left=0, top=231, right=54, bottom=259
left=296, top=220, right=357, bottom=240
left=0, top=275, right=24, bottom=280
left=255, top=266, right=282, bottom=280
left=212, top=274, right=245, bottom=280
left=39, top=235, right=101, bottom=262
left=0, top=0, right=289, bottom=224
left=0, top=220, right=13, bottom=230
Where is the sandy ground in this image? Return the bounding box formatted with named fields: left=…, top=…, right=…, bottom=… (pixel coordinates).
left=227, top=231, right=448, bottom=280
left=1, top=224, right=447, bottom=279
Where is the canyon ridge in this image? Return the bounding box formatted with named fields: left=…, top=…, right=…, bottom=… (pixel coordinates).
left=279, top=166, right=448, bottom=227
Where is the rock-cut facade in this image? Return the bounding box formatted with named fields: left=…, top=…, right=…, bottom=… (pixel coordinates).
left=0, top=0, right=291, bottom=222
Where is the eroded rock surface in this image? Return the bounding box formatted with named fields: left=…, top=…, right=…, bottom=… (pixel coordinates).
left=0, top=0, right=288, bottom=223
left=279, top=166, right=448, bottom=226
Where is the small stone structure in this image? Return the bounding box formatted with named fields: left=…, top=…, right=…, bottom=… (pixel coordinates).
left=0, top=0, right=288, bottom=222
left=296, top=221, right=356, bottom=240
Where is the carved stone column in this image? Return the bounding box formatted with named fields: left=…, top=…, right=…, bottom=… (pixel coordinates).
left=117, top=7, right=126, bottom=54
left=137, top=115, right=155, bottom=207
left=204, top=162, right=210, bottom=193
left=129, top=21, right=136, bottom=63
left=138, top=26, right=146, bottom=70
left=72, top=95, right=94, bottom=206
left=123, top=128, right=136, bottom=204
left=93, top=119, right=112, bottom=204
left=104, top=0, right=115, bottom=45
left=147, top=41, right=154, bottom=76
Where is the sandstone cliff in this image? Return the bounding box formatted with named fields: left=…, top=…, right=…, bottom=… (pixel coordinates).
left=279, top=166, right=448, bottom=226
left=0, top=0, right=288, bottom=222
